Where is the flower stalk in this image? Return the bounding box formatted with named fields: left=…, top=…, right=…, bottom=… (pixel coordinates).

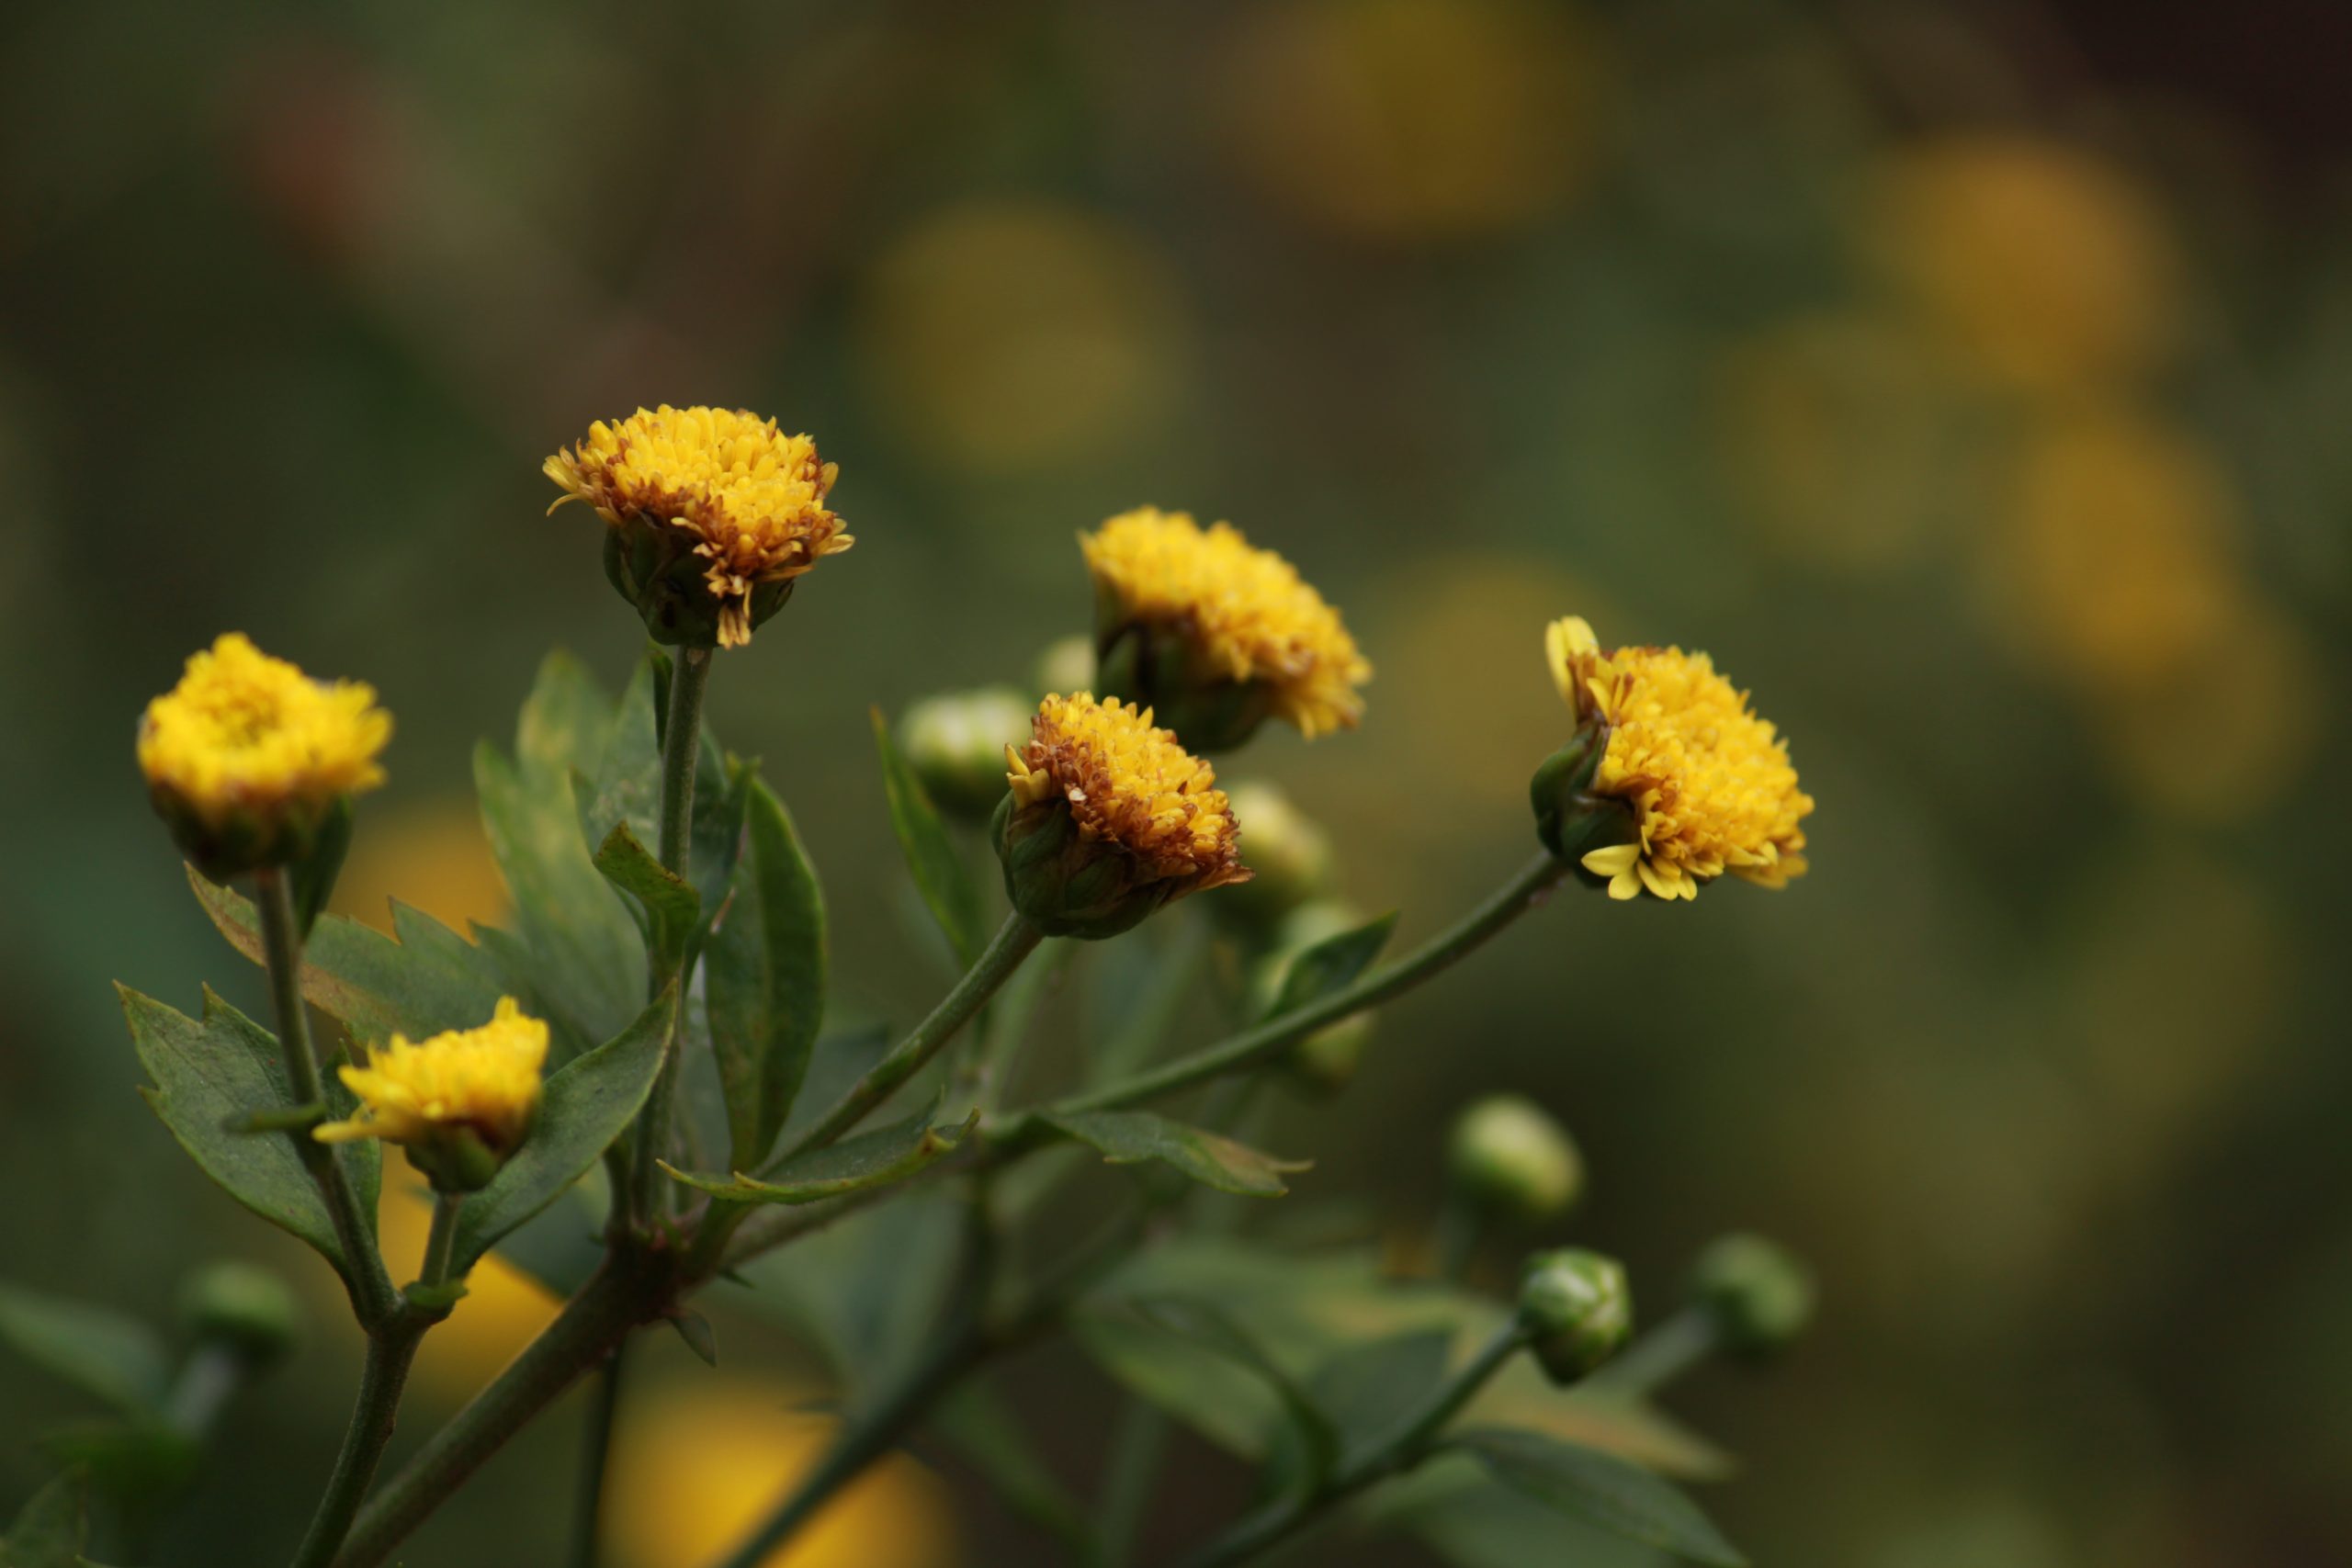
left=629, top=643, right=712, bottom=1227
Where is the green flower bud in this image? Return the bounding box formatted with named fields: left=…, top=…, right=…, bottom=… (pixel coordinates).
left=1034, top=634, right=1098, bottom=700
left=1213, top=781, right=1336, bottom=930
left=1282, top=1012, right=1374, bottom=1097
left=900, top=687, right=1035, bottom=821
left=179, top=1263, right=301, bottom=1369
left=1518, top=1248, right=1632, bottom=1385
left=1689, top=1234, right=1815, bottom=1361
left=1449, top=1095, right=1584, bottom=1223
left=1529, top=729, right=1629, bottom=864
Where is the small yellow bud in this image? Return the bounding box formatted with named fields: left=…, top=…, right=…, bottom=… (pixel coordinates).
left=315, top=998, right=550, bottom=1192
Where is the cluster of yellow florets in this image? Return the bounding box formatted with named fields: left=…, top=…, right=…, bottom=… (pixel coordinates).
left=1546, top=617, right=1812, bottom=902
left=315, top=998, right=550, bottom=1161
left=137, top=633, right=391, bottom=832
left=545, top=405, right=850, bottom=648
left=1007, top=693, right=1250, bottom=886
left=1082, top=508, right=1370, bottom=738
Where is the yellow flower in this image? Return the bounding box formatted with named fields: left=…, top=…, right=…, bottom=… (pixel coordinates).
left=1082, top=507, right=1369, bottom=747
left=545, top=405, right=849, bottom=649
left=316, top=998, right=549, bottom=1189
left=1545, top=617, right=1812, bottom=902
left=997, top=694, right=1251, bottom=937
left=138, top=633, right=390, bottom=877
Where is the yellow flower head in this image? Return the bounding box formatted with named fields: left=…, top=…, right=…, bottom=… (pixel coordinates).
left=998, top=694, right=1251, bottom=937
left=1545, top=617, right=1813, bottom=903
left=545, top=405, right=849, bottom=649
left=316, top=998, right=550, bottom=1189
left=1081, top=507, right=1370, bottom=745
left=138, top=634, right=390, bottom=876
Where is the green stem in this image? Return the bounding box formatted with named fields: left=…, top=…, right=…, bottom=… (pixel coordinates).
left=631, top=645, right=713, bottom=1227
left=1091, top=1400, right=1172, bottom=1568
left=776, top=912, right=1043, bottom=1159
left=568, top=1344, right=628, bottom=1568
left=1581, top=1307, right=1718, bottom=1399
left=287, top=1323, right=425, bottom=1568
left=419, top=1193, right=460, bottom=1289
left=254, top=867, right=396, bottom=1326
left=1172, top=1321, right=1531, bottom=1568
left=334, top=1254, right=672, bottom=1568
left=1034, top=851, right=1570, bottom=1122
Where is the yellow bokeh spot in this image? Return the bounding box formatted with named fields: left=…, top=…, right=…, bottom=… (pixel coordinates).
left=327, top=798, right=510, bottom=937
left=2097, top=601, right=2324, bottom=822
left=345, top=1188, right=562, bottom=1398
left=608, top=1385, right=958, bottom=1568
left=1871, top=134, right=2179, bottom=393
left=860, top=202, right=1187, bottom=472
left=1218, top=0, right=1596, bottom=243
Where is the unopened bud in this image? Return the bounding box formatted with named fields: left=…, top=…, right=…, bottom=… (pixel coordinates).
left=1034, top=635, right=1097, bottom=700
left=900, top=687, right=1035, bottom=821
left=1518, top=1248, right=1631, bottom=1384
left=180, top=1263, right=301, bottom=1369
left=1283, top=1012, right=1374, bottom=1097
left=1215, top=782, right=1335, bottom=930
left=1689, top=1234, right=1814, bottom=1360
left=1449, top=1095, right=1583, bottom=1222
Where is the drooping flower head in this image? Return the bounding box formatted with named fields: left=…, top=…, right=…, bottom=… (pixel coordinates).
left=545, top=406, right=849, bottom=649
left=138, top=634, right=390, bottom=879
left=1542, top=616, right=1812, bottom=902
left=995, top=693, right=1251, bottom=937
left=1081, top=508, right=1369, bottom=749
left=315, top=998, right=550, bottom=1190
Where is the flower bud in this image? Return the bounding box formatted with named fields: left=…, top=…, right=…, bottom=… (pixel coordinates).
left=1212, top=782, right=1335, bottom=930
left=1689, top=1234, right=1815, bottom=1361
left=1283, top=1012, right=1374, bottom=1097
left=180, top=1263, right=301, bottom=1369
left=1448, top=1095, right=1584, bottom=1223
left=602, top=515, right=798, bottom=649
left=995, top=694, right=1250, bottom=940
left=1518, top=1247, right=1632, bottom=1384
left=315, top=998, right=550, bottom=1193
left=899, top=687, right=1035, bottom=821
left=1034, top=635, right=1098, bottom=700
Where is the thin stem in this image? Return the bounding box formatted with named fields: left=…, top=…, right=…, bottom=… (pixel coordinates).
left=1091, top=1400, right=1171, bottom=1568
left=1580, top=1307, right=1718, bottom=1399
left=631, top=645, right=713, bottom=1226
left=1171, top=1321, right=1531, bottom=1568
left=777, top=913, right=1042, bottom=1159
left=287, top=1324, right=425, bottom=1568
left=1033, top=851, right=1570, bottom=1122
left=568, top=1345, right=628, bottom=1568
left=254, top=867, right=394, bottom=1325
left=419, top=1193, right=460, bottom=1289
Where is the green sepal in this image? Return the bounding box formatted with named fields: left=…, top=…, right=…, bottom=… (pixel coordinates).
left=661, top=1104, right=976, bottom=1206
left=706, top=777, right=828, bottom=1172
left=1451, top=1427, right=1746, bottom=1567
left=1043, top=1110, right=1309, bottom=1197
left=121, top=986, right=379, bottom=1281
left=2, top=1467, right=86, bottom=1567
left=873, top=707, right=982, bottom=966
left=667, top=1309, right=719, bottom=1368
left=446, top=983, right=674, bottom=1276
left=0, top=1284, right=169, bottom=1415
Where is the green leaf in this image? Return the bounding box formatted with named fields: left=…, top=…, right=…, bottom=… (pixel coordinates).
left=660, top=1104, right=974, bottom=1205
left=872, top=707, right=980, bottom=966
left=932, top=1380, right=1092, bottom=1554
left=1454, top=1428, right=1746, bottom=1566
left=1374, top=1456, right=1673, bottom=1568
left=121, top=986, right=377, bottom=1278
left=1117, top=1298, right=1338, bottom=1491
left=288, top=796, right=353, bottom=941
left=1262, top=912, right=1396, bottom=1020
left=707, top=778, right=828, bottom=1171
left=516, top=649, right=619, bottom=783
left=592, top=821, right=699, bottom=982
left=1307, top=1328, right=1455, bottom=1462
left=0, top=1286, right=166, bottom=1415
left=689, top=737, right=753, bottom=935
left=1043, top=1110, right=1310, bottom=1197
left=579, top=655, right=663, bottom=852
left=190, top=874, right=508, bottom=1048
left=447, top=985, right=674, bottom=1276
left=3, top=1469, right=85, bottom=1567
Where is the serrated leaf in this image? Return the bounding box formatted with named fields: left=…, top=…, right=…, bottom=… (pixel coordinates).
left=121, top=986, right=378, bottom=1278
left=447, top=985, right=673, bottom=1276
left=707, top=778, right=827, bottom=1171
left=3, top=1469, right=85, bottom=1567
left=1307, top=1328, right=1456, bottom=1463
left=1455, top=1428, right=1745, bottom=1566
left=1043, top=1110, right=1309, bottom=1197
left=660, top=1105, right=973, bottom=1205
left=1262, top=912, right=1396, bottom=1021
left=592, top=821, right=699, bottom=982
left=872, top=708, right=980, bottom=966
left=191, top=874, right=508, bottom=1049
left=0, top=1285, right=167, bottom=1415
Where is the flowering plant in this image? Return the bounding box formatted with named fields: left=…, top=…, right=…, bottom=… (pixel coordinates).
left=12, top=405, right=1815, bottom=1568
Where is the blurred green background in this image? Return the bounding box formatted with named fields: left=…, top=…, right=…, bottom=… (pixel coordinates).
left=5, top=0, right=2347, bottom=1563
